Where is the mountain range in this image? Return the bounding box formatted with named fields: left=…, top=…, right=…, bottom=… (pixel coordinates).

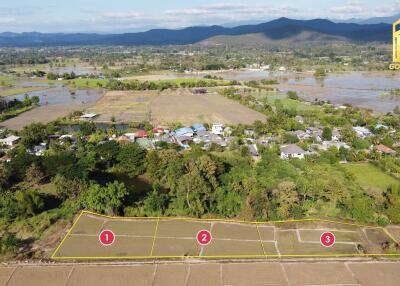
left=0, top=17, right=392, bottom=47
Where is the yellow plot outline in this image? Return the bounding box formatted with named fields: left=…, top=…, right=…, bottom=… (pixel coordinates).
left=51, top=210, right=400, bottom=260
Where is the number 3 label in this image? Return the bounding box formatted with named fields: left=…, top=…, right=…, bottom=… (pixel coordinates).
left=197, top=230, right=212, bottom=246
left=320, top=232, right=335, bottom=248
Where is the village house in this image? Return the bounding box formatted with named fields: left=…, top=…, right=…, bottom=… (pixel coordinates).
left=153, top=127, right=165, bottom=136
left=211, top=124, right=224, bottom=135
left=116, top=135, right=130, bottom=144
left=248, top=144, right=259, bottom=157
left=244, top=129, right=255, bottom=137
left=134, top=130, right=148, bottom=138
left=176, top=136, right=192, bottom=146
left=332, top=128, right=341, bottom=142
left=80, top=113, right=98, bottom=121
left=59, top=134, right=76, bottom=142
left=315, top=141, right=350, bottom=151
left=0, top=135, right=20, bottom=147
left=290, top=130, right=310, bottom=141
left=375, top=144, right=397, bottom=156
left=353, top=126, right=372, bottom=139
left=152, top=133, right=176, bottom=145
left=192, top=123, right=206, bottom=133
left=175, top=127, right=194, bottom=138
left=123, top=133, right=136, bottom=141
left=224, top=127, right=233, bottom=137
left=280, top=144, right=306, bottom=160
left=30, top=143, right=48, bottom=156
left=306, top=127, right=323, bottom=142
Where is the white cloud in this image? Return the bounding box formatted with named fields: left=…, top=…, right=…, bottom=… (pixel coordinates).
left=329, top=0, right=400, bottom=19
left=2, top=1, right=399, bottom=33
left=0, top=16, right=16, bottom=24
left=102, top=12, right=143, bottom=19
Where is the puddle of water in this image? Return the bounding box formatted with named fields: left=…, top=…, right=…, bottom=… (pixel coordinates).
left=283, top=73, right=400, bottom=112
left=7, top=86, right=103, bottom=106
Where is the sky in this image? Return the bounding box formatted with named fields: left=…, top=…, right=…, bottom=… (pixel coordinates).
left=0, top=0, right=399, bottom=33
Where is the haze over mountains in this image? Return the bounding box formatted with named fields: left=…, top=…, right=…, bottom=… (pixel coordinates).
left=0, top=17, right=393, bottom=47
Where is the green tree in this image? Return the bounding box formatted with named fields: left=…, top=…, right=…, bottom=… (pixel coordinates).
left=142, top=190, right=168, bottom=216
left=53, top=174, right=87, bottom=200
left=25, top=163, right=44, bottom=185
left=275, top=181, right=299, bottom=219
left=85, top=181, right=128, bottom=215
left=322, top=127, right=332, bottom=141
left=19, top=122, right=48, bottom=148
left=116, top=143, right=146, bottom=176
left=314, top=68, right=327, bottom=77
left=384, top=185, right=400, bottom=223
left=14, top=189, right=44, bottom=217
left=0, top=232, right=22, bottom=255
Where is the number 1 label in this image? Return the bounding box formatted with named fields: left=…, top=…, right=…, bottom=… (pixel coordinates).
left=99, top=230, right=115, bottom=246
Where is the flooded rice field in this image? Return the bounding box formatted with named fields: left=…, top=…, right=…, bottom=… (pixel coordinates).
left=278, top=72, right=400, bottom=113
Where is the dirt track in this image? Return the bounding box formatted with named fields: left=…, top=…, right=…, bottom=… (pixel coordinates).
left=1, top=260, right=400, bottom=285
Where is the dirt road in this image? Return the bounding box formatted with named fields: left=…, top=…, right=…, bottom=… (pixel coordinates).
left=1, top=260, right=399, bottom=286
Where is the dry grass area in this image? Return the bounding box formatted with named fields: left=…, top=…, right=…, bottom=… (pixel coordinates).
left=0, top=105, right=84, bottom=130
left=52, top=213, right=399, bottom=259
left=86, top=89, right=267, bottom=125
left=86, top=90, right=157, bottom=122
left=3, top=262, right=400, bottom=286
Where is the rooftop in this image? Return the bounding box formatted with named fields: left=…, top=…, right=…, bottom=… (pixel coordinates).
left=280, top=144, right=305, bottom=155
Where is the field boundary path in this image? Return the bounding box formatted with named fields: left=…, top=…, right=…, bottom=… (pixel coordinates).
left=51, top=210, right=400, bottom=260
left=3, top=261, right=400, bottom=286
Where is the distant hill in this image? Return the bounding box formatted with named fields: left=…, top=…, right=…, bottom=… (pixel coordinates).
left=0, top=17, right=392, bottom=47
left=200, top=31, right=348, bottom=47
left=359, top=14, right=400, bottom=25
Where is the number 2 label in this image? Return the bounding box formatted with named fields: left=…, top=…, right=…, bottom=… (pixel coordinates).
left=196, top=230, right=212, bottom=246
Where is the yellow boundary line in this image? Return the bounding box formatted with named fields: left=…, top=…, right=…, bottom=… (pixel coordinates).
left=51, top=211, right=85, bottom=259
left=255, top=223, right=267, bottom=258
left=150, top=217, right=160, bottom=256
left=51, top=210, right=400, bottom=260
left=383, top=228, right=399, bottom=244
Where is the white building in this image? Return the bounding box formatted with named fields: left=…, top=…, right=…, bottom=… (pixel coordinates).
left=280, top=144, right=306, bottom=160
left=353, top=127, right=372, bottom=139
left=80, top=113, right=98, bottom=120
left=211, top=124, right=224, bottom=135
left=316, top=141, right=350, bottom=151
left=0, top=135, right=20, bottom=147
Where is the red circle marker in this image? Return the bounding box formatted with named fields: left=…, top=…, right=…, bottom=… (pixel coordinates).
left=320, top=232, right=335, bottom=248
left=99, top=230, right=115, bottom=246
left=196, top=230, right=212, bottom=246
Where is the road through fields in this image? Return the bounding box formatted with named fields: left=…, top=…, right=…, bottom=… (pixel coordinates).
left=1, top=260, right=400, bottom=286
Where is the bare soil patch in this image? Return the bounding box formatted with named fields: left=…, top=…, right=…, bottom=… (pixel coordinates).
left=87, top=89, right=267, bottom=125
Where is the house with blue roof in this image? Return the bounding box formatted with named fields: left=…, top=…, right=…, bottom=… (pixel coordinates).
left=192, top=123, right=206, bottom=133
left=175, top=127, right=194, bottom=137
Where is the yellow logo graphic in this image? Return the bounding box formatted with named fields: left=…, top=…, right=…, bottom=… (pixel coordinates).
left=393, top=19, right=400, bottom=63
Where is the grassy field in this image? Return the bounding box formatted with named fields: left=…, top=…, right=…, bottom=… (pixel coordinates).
left=62, top=78, right=109, bottom=88
left=0, top=105, right=35, bottom=122
left=252, top=91, right=321, bottom=112
left=343, top=163, right=399, bottom=190
left=0, top=86, right=48, bottom=97
left=87, top=89, right=267, bottom=125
